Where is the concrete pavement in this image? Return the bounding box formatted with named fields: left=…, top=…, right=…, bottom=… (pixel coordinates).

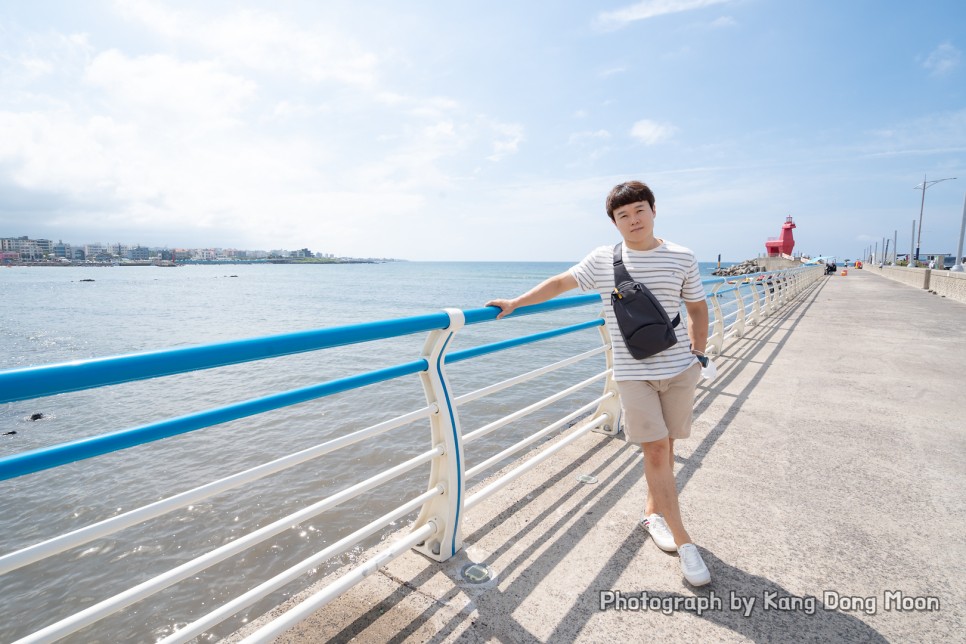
left=240, top=269, right=965, bottom=643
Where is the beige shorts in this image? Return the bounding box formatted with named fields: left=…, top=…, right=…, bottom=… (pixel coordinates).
left=616, top=363, right=701, bottom=444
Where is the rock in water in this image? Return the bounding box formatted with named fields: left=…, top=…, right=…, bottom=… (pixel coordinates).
left=712, top=259, right=761, bottom=276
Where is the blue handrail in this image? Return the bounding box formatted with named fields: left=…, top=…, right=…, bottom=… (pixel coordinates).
left=0, top=295, right=602, bottom=406
left=0, top=271, right=808, bottom=481
left=0, top=360, right=428, bottom=481
left=448, top=318, right=604, bottom=364
left=0, top=296, right=607, bottom=481
left=0, top=314, right=450, bottom=404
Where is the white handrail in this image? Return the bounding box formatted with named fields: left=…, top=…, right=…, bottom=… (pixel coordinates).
left=454, top=346, right=606, bottom=405
left=13, top=446, right=443, bottom=644
left=464, top=413, right=609, bottom=511
left=0, top=404, right=436, bottom=576
left=466, top=393, right=614, bottom=480
left=462, top=370, right=609, bottom=444
left=160, top=485, right=444, bottom=644
left=238, top=521, right=439, bottom=644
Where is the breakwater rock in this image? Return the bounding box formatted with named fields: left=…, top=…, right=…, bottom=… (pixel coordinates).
left=712, top=259, right=761, bottom=276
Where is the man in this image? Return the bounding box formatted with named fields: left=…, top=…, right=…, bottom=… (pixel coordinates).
left=485, top=180, right=712, bottom=586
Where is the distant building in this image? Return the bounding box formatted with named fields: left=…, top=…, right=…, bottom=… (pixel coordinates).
left=130, top=246, right=150, bottom=261
left=53, top=240, right=72, bottom=259
left=85, top=243, right=107, bottom=259
left=1, top=236, right=42, bottom=260
left=34, top=239, right=53, bottom=256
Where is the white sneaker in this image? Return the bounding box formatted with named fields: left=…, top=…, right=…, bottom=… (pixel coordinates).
left=678, top=543, right=711, bottom=586
left=641, top=514, right=677, bottom=552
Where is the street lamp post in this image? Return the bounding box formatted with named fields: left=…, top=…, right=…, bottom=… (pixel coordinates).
left=952, top=192, right=966, bottom=273
left=913, top=174, right=957, bottom=266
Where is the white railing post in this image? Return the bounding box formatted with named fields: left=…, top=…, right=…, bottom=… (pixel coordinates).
left=411, top=308, right=465, bottom=562
left=591, top=314, right=622, bottom=436
left=707, top=287, right=726, bottom=356
left=775, top=273, right=787, bottom=307
left=731, top=280, right=747, bottom=338
left=763, top=276, right=777, bottom=315
left=748, top=279, right=763, bottom=326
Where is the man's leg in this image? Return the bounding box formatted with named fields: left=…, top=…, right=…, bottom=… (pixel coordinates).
left=641, top=437, right=691, bottom=547
left=642, top=436, right=676, bottom=514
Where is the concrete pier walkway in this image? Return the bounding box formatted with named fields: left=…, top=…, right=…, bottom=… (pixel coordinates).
left=250, top=270, right=965, bottom=643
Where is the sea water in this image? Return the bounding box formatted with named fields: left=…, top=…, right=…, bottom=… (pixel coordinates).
left=0, top=260, right=731, bottom=642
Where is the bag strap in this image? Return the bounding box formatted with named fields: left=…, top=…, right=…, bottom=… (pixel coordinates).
left=612, top=242, right=681, bottom=327
left=612, top=242, right=634, bottom=285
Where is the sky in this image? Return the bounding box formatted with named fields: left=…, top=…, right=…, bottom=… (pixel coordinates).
left=1, top=0, right=965, bottom=262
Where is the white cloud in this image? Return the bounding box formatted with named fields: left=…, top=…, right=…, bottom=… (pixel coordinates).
left=922, top=42, right=961, bottom=77
left=599, top=66, right=627, bottom=78
left=85, top=50, right=257, bottom=120
left=487, top=122, right=525, bottom=161
left=596, top=0, right=731, bottom=30
left=710, top=16, right=737, bottom=28
left=114, top=0, right=379, bottom=88
left=630, top=119, right=677, bottom=145
left=568, top=130, right=611, bottom=145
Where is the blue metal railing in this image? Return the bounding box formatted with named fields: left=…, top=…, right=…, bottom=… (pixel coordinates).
left=0, top=267, right=822, bottom=643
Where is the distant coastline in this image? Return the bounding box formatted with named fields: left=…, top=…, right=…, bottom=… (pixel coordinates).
left=2, top=258, right=406, bottom=267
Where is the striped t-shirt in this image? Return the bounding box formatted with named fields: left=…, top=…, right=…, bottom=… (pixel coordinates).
left=569, top=240, right=705, bottom=381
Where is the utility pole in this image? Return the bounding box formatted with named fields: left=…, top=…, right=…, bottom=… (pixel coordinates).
left=909, top=220, right=916, bottom=267
left=914, top=175, right=957, bottom=264
left=952, top=192, right=966, bottom=273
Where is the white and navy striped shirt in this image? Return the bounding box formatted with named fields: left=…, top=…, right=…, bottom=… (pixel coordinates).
left=570, top=240, right=705, bottom=381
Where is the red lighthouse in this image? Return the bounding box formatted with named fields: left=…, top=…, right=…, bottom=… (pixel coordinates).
left=765, top=216, right=796, bottom=257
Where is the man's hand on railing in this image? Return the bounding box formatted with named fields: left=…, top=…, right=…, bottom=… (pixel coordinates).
left=485, top=299, right=518, bottom=319
left=485, top=272, right=579, bottom=320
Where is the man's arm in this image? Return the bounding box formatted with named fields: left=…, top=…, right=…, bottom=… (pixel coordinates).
left=485, top=271, right=579, bottom=319
left=685, top=299, right=709, bottom=354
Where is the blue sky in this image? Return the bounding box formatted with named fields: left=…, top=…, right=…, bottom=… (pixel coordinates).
left=1, top=0, right=964, bottom=261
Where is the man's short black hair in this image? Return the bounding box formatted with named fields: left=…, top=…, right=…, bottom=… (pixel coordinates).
left=606, top=181, right=655, bottom=221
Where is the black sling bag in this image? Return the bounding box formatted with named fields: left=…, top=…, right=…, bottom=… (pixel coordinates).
left=611, top=242, right=681, bottom=359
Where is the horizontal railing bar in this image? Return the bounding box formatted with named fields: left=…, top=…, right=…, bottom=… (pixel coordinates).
left=0, top=314, right=451, bottom=405
left=466, top=393, right=612, bottom=480
left=14, top=445, right=443, bottom=644
left=454, top=346, right=607, bottom=406
left=464, top=413, right=607, bottom=511
left=161, top=486, right=443, bottom=644
left=238, top=521, right=439, bottom=644
left=463, top=370, right=609, bottom=445
left=0, top=404, right=435, bottom=575
left=446, top=318, right=604, bottom=364
left=463, top=294, right=601, bottom=325
left=0, top=360, right=428, bottom=482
